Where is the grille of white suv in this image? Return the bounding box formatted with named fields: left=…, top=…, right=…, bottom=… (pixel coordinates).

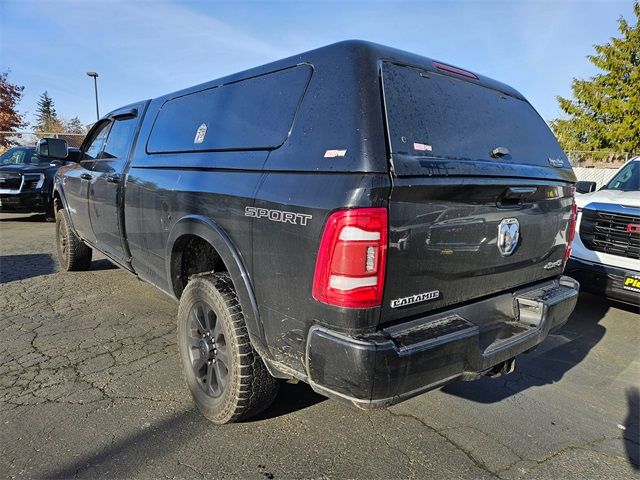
left=579, top=208, right=640, bottom=259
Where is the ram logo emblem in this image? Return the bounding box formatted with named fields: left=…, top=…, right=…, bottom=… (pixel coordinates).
left=497, top=218, right=520, bottom=256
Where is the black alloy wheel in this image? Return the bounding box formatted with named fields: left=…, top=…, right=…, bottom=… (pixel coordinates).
left=187, top=300, right=230, bottom=398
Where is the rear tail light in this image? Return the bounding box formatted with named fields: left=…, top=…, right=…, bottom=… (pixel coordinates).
left=312, top=208, right=388, bottom=308
left=564, top=201, right=578, bottom=262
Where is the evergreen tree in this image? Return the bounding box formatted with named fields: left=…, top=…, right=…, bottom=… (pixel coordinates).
left=551, top=1, right=640, bottom=154
left=65, top=116, right=86, bottom=134
left=35, top=91, right=58, bottom=133
left=0, top=71, right=27, bottom=149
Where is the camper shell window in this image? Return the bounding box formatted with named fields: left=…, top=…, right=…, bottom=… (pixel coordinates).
left=147, top=64, right=312, bottom=154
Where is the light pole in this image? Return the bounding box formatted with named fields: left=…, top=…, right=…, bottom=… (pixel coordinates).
left=86, top=71, right=99, bottom=121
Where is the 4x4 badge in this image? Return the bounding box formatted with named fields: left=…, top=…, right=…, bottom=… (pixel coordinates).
left=497, top=218, right=520, bottom=256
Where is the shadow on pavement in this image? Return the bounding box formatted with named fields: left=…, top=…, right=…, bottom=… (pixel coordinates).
left=0, top=255, right=117, bottom=283
left=90, top=259, right=119, bottom=271
left=0, top=253, right=57, bottom=283
left=441, top=293, right=609, bottom=403
left=43, top=409, right=206, bottom=479
left=625, top=387, right=639, bottom=469
left=249, top=381, right=326, bottom=422
left=44, top=386, right=326, bottom=478
left=0, top=214, right=48, bottom=222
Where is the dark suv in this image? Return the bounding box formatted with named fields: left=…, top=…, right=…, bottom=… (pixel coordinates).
left=0, top=145, right=79, bottom=221
left=48, top=40, right=580, bottom=424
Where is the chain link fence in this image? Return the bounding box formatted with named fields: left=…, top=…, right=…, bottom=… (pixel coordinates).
left=572, top=167, right=619, bottom=189
left=0, top=131, right=86, bottom=154
left=566, top=150, right=635, bottom=168
left=565, top=150, right=637, bottom=189
left=566, top=150, right=636, bottom=188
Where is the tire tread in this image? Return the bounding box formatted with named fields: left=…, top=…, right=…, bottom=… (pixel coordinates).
left=177, top=273, right=279, bottom=423
left=56, top=209, right=92, bottom=271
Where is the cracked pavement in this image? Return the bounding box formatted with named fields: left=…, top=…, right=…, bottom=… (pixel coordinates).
left=1, top=213, right=638, bottom=479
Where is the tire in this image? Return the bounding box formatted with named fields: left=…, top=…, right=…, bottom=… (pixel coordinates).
left=56, top=208, right=92, bottom=271
left=177, top=273, right=279, bottom=424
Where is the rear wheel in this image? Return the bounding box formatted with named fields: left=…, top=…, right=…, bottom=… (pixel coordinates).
left=177, top=273, right=279, bottom=424
left=56, top=209, right=92, bottom=271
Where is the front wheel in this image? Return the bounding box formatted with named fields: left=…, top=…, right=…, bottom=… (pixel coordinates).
left=56, top=208, right=92, bottom=271
left=177, top=273, right=279, bottom=424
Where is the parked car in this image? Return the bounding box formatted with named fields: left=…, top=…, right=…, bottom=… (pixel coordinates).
left=48, top=40, right=580, bottom=424
left=0, top=144, right=80, bottom=221
left=566, top=156, right=640, bottom=305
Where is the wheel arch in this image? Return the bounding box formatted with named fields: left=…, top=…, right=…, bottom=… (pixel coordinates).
left=166, top=215, right=270, bottom=359
left=52, top=179, right=74, bottom=229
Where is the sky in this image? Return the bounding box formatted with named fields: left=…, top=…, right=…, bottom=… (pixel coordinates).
left=1, top=0, right=635, bottom=128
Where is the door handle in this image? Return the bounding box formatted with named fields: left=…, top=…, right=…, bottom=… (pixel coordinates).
left=80, top=173, right=93, bottom=180
left=106, top=174, right=121, bottom=184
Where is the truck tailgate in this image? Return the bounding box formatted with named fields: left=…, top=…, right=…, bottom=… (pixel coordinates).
left=381, top=176, right=574, bottom=323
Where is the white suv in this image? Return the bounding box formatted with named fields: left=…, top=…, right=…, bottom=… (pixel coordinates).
left=566, top=157, right=640, bottom=306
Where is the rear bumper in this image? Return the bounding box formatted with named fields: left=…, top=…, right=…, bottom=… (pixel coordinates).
left=306, top=276, right=579, bottom=408
left=0, top=192, right=49, bottom=214
left=566, top=257, right=640, bottom=306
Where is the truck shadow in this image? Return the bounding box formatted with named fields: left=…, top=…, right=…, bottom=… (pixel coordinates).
left=441, top=293, right=609, bottom=403
left=43, top=409, right=206, bottom=479
left=90, top=259, right=119, bottom=271
left=0, top=255, right=117, bottom=283
left=0, top=214, right=49, bottom=222
left=248, top=381, right=326, bottom=422
left=43, top=385, right=326, bottom=479
left=0, top=253, right=57, bottom=283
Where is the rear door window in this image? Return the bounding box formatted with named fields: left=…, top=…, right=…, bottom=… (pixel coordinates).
left=381, top=62, right=566, bottom=167
left=147, top=64, right=312, bottom=154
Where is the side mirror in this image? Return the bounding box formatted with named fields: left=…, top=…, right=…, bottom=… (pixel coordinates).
left=575, top=181, right=597, bottom=194
left=36, top=138, right=68, bottom=159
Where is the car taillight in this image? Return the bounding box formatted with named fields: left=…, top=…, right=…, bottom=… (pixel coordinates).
left=564, top=201, right=578, bottom=262
left=312, top=208, right=388, bottom=308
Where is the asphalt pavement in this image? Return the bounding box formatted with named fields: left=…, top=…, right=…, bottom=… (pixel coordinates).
left=1, top=213, right=638, bottom=479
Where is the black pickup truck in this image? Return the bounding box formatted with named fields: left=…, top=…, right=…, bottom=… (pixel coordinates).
left=47, top=41, right=580, bottom=424
left=0, top=145, right=80, bottom=221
